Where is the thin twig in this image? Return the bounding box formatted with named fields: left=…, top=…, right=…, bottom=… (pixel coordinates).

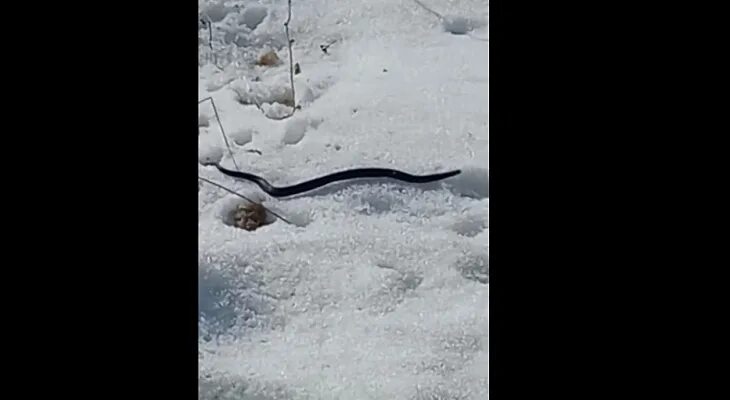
left=410, top=0, right=444, bottom=20
left=207, top=20, right=213, bottom=51
left=198, top=176, right=293, bottom=225
left=201, top=17, right=218, bottom=66
left=283, top=0, right=296, bottom=117
left=198, top=96, right=240, bottom=172
left=249, top=94, right=266, bottom=114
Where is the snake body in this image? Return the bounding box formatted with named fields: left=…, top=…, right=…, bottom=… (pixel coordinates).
left=215, top=164, right=461, bottom=197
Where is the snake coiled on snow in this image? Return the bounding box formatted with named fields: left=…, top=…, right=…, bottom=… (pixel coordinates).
left=214, top=164, right=461, bottom=197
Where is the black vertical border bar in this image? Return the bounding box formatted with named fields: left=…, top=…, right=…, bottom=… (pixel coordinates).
left=16, top=0, right=199, bottom=397
left=489, top=0, right=648, bottom=397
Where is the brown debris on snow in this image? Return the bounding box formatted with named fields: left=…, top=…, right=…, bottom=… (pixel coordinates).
left=233, top=202, right=270, bottom=231
left=256, top=50, right=281, bottom=66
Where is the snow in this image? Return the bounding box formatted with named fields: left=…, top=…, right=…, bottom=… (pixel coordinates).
left=241, top=6, right=268, bottom=30
left=199, top=0, right=488, bottom=399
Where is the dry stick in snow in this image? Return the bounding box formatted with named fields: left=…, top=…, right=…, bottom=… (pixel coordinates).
left=245, top=1, right=297, bottom=120
left=207, top=20, right=223, bottom=67
left=198, top=176, right=293, bottom=225
left=207, top=20, right=213, bottom=51
left=202, top=17, right=226, bottom=70
left=283, top=0, right=296, bottom=116
left=411, top=0, right=444, bottom=19
left=201, top=18, right=218, bottom=67
left=198, top=96, right=240, bottom=172
left=248, top=92, right=267, bottom=116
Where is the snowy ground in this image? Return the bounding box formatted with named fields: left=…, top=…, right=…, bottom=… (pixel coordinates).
left=198, top=1, right=488, bottom=398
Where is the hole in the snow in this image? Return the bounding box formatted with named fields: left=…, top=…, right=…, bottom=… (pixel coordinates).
left=240, top=6, right=268, bottom=30
left=450, top=217, right=487, bottom=237
left=445, top=167, right=489, bottom=199
left=282, top=117, right=309, bottom=145
left=219, top=197, right=275, bottom=231
left=452, top=249, right=489, bottom=284
left=199, top=113, right=210, bottom=127
left=203, top=2, right=233, bottom=23
left=281, top=209, right=313, bottom=227
left=442, top=16, right=487, bottom=35
left=230, top=127, right=254, bottom=146
left=198, top=145, right=224, bottom=165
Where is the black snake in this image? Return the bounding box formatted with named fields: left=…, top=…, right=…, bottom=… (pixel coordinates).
left=214, top=164, right=461, bottom=197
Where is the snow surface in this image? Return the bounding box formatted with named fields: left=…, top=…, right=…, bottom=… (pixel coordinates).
left=199, top=1, right=488, bottom=399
